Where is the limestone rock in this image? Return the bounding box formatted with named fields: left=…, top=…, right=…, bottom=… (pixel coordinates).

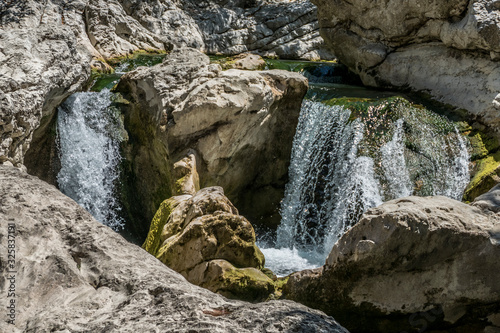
left=473, top=183, right=500, bottom=213
left=218, top=53, right=267, bottom=71
left=284, top=196, right=500, bottom=333
left=181, top=0, right=335, bottom=60
left=173, top=150, right=200, bottom=195
left=312, top=0, right=500, bottom=130
left=143, top=186, right=275, bottom=300
left=0, top=165, right=348, bottom=333
left=0, top=0, right=91, bottom=170
left=189, top=259, right=276, bottom=302
left=115, top=48, right=308, bottom=229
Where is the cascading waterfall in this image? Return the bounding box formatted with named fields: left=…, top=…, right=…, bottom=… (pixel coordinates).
left=262, top=99, right=470, bottom=276
left=57, top=89, right=125, bottom=230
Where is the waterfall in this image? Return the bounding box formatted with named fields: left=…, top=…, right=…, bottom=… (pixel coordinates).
left=57, top=89, right=125, bottom=230
left=271, top=99, right=470, bottom=271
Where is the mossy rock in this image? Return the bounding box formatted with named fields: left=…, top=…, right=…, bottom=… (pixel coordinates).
left=142, top=196, right=190, bottom=256
left=196, top=259, right=275, bottom=302
left=464, top=151, right=500, bottom=202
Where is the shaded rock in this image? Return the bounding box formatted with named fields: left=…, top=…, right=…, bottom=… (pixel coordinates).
left=115, top=48, right=308, bottom=230
left=143, top=186, right=275, bottom=301
left=473, top=183, right=500, bottom=213
left=284, top=196, right=500, bottom=333
left=0, top=165, right=348, bottom=333
left=312, top=0, right=500, bottom=130
left=465, top=151, right=500, bottom=202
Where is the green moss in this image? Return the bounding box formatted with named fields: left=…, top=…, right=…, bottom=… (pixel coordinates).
left=468, top=132, right=489, bottom=160
left=218, top=266, right=275, bottom=302
left=464, top=151, right=500, bottom=201
left=142, top=199, right=175, bottom=255
left=107, top=49, right=167, bottom=67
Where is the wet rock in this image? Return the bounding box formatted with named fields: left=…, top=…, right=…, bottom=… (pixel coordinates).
left=284, top=196, right=500, bottom=333
left=0, top=165, right=348, bottom=333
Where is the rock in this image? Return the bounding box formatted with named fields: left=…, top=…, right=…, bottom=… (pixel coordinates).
left=115, top=48, right=308, bottom=230
left=181, top=0, right=335, bottom=60
left=173, top=150, right=200, bottom=195
left=464, top=151, right=500, bottom=202
left=0, top=0, right=91, bottom=171
left=217, top=53, right=267, bottom=70
left=0, top=165, right=348, bottom=333
left=86, top=0, right=334, bottom=61
left=189, top=259, right=276, bottom=302
left=312, top=0, right=500, bottom=130
left=473, top=183, right=500, bottom=213
left=284, top=196, right=500, bottom=333
left=143, top=186, right=275, bottom=301
left=85, top=0, right=204, bottom=59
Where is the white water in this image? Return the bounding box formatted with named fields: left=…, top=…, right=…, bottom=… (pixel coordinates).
left=57, top=89, right=125, bottom=230
left=380, top=119, right=413, bottom=198
left=263, top=100, right=470, bottom=275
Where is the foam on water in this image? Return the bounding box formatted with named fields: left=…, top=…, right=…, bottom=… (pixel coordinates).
left=57, top=89, right=125, bottom=230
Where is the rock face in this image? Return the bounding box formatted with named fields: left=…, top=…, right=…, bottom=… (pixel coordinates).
left=181, top=0, right=334, bottom=60
left=0, top=165, right=348, bottom=333
left=143, top=186, right=276, bottom=301
left=115, top=48, right=308, bottom=231
left=0, top=0, right=330, bottom=176
left=312, top=0, right=500, bottom=130
left=0, top=0, right=91, bottom=171
left=284, top=196, right=500, bottom=333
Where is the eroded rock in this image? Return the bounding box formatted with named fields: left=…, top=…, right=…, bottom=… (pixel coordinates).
left=143, top=186, right=275, bottom=301
left=0, top=0, right=91, bottom=171
left=115, top=48, right=308, bottom=230
left=284, top=196, right=500, bottom=333
left=312, top=0, right=500, bottom=130
left=0, top=165, right=348, bottom=333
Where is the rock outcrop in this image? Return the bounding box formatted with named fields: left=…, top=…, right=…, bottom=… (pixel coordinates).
left=284, top=196, right=500, bottom=333
left=180, top=0, right=334, bottom=60
left=312, top=0, right=500, bottom=130
left=0, top=165, right=348, bottom=333
left=143, top=186, right=276, bottom=301
left=115, top=48, right=308, bottom=232
left=0, top=0, right=91, bottom=172
left=0, top=0, right=330, bottom=175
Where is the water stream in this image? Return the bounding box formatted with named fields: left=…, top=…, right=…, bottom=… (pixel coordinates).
left=55, top=56, right=471, bottom=277
left=261, top=96, right=470, bottom=277
left=57, top=89, right=125, bottom=230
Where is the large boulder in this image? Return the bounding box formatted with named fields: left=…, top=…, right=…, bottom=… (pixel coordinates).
left=143, top=186, right=275, bottom=301
left=115, top=48, right=308, bottom=231
left=0, top=165, right=349, bottom=333
left=312, top=0, right=500, bottom=130
left=284, top=196, right=500, bottom=333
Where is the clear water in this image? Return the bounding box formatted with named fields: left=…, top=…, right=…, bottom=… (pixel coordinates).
left=57, top=89, right=125, bottom=230
left=264, top=98, right=470, bottom=275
